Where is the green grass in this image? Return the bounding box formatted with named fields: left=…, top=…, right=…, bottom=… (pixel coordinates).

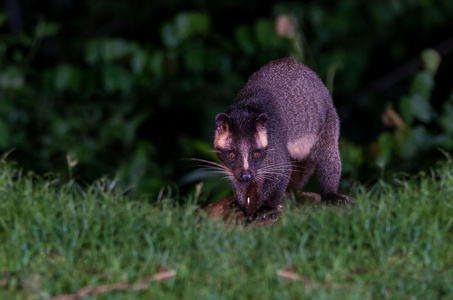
left=1, top=161, right=453, bottom=299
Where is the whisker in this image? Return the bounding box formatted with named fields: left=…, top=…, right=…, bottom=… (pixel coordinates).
left=260, top=171, right=292, bottom=179
left=186, top=158, right=237, bottom=181
left=259, top=161, right=292, bottom=168
left=259, top=166, right=291, bottom=172
left=187, top=158, right=225, bottom=168
left=197, top=165, right=225, bottom=171
left=259, top=161, right=308, bottom=173
left=256, top=174, right=279, bottom=181
left=258, top=166, right=292, bottom=174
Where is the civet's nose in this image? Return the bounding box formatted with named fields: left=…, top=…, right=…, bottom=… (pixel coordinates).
left=239, top=170, right=253, bottom=183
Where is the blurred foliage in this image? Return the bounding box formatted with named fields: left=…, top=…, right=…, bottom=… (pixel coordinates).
left=340, top=48, right=453, bottom=189
left=0, top=0, right=453, bottom=202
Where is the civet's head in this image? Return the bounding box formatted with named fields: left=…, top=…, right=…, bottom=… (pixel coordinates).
left=214, top=109, right=268, bottom=184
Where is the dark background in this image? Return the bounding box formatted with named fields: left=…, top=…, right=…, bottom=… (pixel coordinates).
left=1, top=0, right=453, bottom=203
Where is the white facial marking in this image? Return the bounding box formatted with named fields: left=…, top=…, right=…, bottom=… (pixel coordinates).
left=243, top=153, right=249, bottom=170
left=287, top=135, right=316, bottom=160
left=240, top=142, right=250, bottom=170
left=255, top=128, right=268, bottom=149
left=247, top=197, right=250, bottom=205
left=214, top=131, right=231, bottom=149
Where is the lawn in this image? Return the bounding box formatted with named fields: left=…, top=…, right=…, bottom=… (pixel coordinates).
left=1, top=160, right=452, bottom=299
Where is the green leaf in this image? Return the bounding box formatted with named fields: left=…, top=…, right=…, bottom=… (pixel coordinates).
left=0, top=67, right=25, bottom=89
left=184, top=48, right=204, bottom=73
left=439, top=102, right=453, bottom=134
left=102, top=39, right=132, bottom=62
left=190, top=12, right=210, bottom=35
left=409, top=93, right=432, bottom=123
left=131, top=48, right=148, bottom=74
left=340, top=140, right=364, bottom=177
left=102, top=64, right=131, bottom=93
left=254, top=18, right=279, bottom=47
left=399, top=95, right=413, bottom=124
left=403, top=125, right=433, bottom=156
left=44, top=22, right=59, bottom=36
left=161, top=22, right=180, bottom=48
left=421, top=48, right=441, bottom=75
left=410, top=71, right=434, bottom=100
left=149, top=51, right=164, bottom=77
left=377, top=131, right=393, bottom=162
left=35, top=19, right=59, bottom=38
left=175, top=12, right=210, bottom=40
left=235, top=25, right=255, bottom=54
left=175, top=13, right=192, bottom=40
left=54, top=64, right=81, bottom=92
left=85, top=40, right=101, bottom=65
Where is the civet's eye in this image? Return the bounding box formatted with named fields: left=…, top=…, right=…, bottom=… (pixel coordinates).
left=253, top=151, right=260, bottom=159
left=227, top=151, right=236, bottom=160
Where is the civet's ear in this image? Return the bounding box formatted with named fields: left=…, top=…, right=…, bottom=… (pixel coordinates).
left=255, top=113, right=268, bottom=129
left=215, top=113, right=231, bottom=133
left=254, top=113, right=268, bottom=149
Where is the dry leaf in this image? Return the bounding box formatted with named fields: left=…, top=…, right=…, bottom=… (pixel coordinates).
left=49, top=267, right=176, bottom=300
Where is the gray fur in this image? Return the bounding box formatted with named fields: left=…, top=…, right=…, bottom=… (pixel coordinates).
left=214, top=57, right=342, bottom=220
